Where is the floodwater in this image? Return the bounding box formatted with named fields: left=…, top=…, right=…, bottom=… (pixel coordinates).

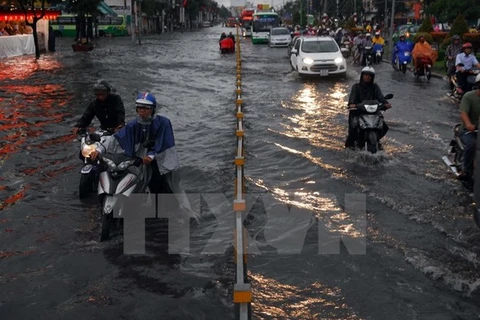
left=0, top=26, right=479, bottom=320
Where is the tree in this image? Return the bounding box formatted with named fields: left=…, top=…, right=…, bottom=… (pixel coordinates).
left=448, top=14, right=469, bottom=37
left=418, top=15, right=434, bottom=33
left=16, top=0, right=47, bottom=59
left=427, top=0, right=480, bottom=23
left=65, top=0, right=101, bottom=41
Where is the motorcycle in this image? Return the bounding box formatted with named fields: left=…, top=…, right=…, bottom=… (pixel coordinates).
left=340, top=40, right=352, bottom=59
left=348, top=94, right=394, bottom=154
left=447, top=67, right=480, bottom=102
left=363, top=46, right=373, bottom=66
left=442, top=125, right=480, bottom=228
left=372, top=43, right=383, bottom=64
left=78, top=128, right=112, bottom=199
left=393, top=49, right=412, bottom=73
left=92, top=134, right=155, bottom=241
left=414, top=55, right=433, bottom=80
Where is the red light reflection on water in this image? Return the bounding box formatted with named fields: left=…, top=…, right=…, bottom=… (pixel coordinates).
left=0, top=79, right=73, bottom=211
left=0, top=57, right=62, bottom=80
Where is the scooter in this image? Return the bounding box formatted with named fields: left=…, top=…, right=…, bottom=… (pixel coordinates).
left=393, top=49, right=412, bottom=73
left=442, top=125, right=480, bottom=227
left=348, top=94, right=394, bottom=154
left=414, top=56, right=433, bottom=80
left=447, top=67, right=480, bottom=102
left=340, top=40, right=352, bottom=59
left=363, top=46, right=374, bottom=66
left=372, top=43, right=383, bottom=64
left=92, top=135, right=155, bottom=241
left=78, top=128, right=111, bottom=199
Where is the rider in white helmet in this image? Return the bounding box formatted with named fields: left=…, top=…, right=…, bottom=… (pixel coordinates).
left=345, top=66, right=392, bottom=150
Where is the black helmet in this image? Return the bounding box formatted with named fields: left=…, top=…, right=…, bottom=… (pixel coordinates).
left=93, top=79, right=112, bottom=94
left=451, top=34, right=460, bottom=41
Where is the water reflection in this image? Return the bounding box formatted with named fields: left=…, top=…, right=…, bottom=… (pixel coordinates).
left=251, top=273, right=363, bottom=319
left=0, top=55, right=63, bottom=80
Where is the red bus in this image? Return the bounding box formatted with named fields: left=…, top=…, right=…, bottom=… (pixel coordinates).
left=240, top=9, right=255, bottom=36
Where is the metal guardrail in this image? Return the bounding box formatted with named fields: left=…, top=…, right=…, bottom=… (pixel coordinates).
left=233, top=25, right=251, bottom=320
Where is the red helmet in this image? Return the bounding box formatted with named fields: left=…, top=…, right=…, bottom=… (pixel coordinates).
left=462, top=42, right=473, bottom=49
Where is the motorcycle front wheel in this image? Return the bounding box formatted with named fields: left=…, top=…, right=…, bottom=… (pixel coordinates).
left=100, top=213, right=113, bottom=242
left=366, top=131, right=378, bottom=154
left=79, top=173, right=93, bottom=199
left=401, top=63, right=407, bottom=73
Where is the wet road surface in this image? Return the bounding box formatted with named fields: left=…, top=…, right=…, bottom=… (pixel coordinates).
left=0, top=27, right=479, bottom=319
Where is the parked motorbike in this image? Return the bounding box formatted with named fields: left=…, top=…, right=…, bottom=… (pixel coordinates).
left=348, top=94, right=394, bottom=154
left=372, top=43, right=383, bottom=64
left=93, top=135, right=155, bottom=241
left=78, top=128, right=112, bottom=199
left=447, top=67, right=480, bottom=102
left=393, top=50, right=412, bottom=73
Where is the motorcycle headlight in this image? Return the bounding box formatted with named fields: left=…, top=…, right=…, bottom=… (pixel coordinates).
left=81, top=144, right=97, bottom=158
left=102, top=157, right=117, bottom=170
left=303, top=58, right=314, bottom=65
left=117, top=160, right=135, bottom=171
left=335, top=57, right=344, bottom=64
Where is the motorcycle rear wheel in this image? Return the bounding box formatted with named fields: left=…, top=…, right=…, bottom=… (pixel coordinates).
left=366, top=131, right=378, bottom=154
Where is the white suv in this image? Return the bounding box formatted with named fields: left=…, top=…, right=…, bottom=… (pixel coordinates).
left=290, top=36, right=347, bottom=77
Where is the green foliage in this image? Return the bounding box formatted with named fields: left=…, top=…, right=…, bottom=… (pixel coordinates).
left=413, top=32, right=433, bottom=44
left=418, top=17, right=434, bottom=33
left=345, top=17, right=356, bottom=31
left=427, top=0, right=480, bottom=23
left=448, top=14, right=469, bottom=37
left=65, top=0, right=102, bottom=17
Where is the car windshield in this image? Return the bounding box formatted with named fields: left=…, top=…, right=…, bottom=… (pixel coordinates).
left=272, top=28, right=289, bottom=35
left=301, top=40, right=338, bottom=53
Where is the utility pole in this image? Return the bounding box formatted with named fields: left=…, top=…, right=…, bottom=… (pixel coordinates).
left=300, top=0, right=303, bottom=27
left=132, top=0, right=136, bottom=43
left=384, top=0, right=388, bottom=35
left=137, top=0, right=142, bottom=45
left=388, top=0, right=395, bottom=58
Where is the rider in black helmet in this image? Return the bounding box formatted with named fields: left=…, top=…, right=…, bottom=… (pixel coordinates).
left=72, top=79, right=125, bottom=134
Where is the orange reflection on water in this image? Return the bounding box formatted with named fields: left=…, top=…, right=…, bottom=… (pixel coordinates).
left=251, top=273, right=363, bottom=319
left=0, top=187, right=27, bottom=211
left=277, top=83, right=349, bottom=152
left=0, top=57, right=62, bottom=80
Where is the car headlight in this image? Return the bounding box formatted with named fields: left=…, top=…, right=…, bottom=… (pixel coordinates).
left=303, top=58, right=314, bottom=65
left=335, top=57, right=344, bottom=64
left=81, top=143, right=97, bottom=158
left=117, top=160, right=135, bottom=171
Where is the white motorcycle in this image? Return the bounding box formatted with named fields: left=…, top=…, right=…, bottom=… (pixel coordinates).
left=90, top=133, right=154, bottom=241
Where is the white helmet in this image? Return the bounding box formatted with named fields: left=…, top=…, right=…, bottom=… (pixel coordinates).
left=375, top=31, right=380, bottom=36
left=366, top=33, right=371, bottom=37
left=476, top=73, right=480, bottom=84
left=361, top=66, right=375, bottom=76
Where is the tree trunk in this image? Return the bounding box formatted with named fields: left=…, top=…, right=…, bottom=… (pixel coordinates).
left=30, top=21, right=40, bottom=59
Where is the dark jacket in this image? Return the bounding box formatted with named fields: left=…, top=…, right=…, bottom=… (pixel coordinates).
left=348, top=81, right=386, bottom=105
left=75, top=93, right=125, bottom=130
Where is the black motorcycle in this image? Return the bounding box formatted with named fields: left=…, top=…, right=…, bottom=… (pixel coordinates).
left=362, top=46, right=374, bottom=66
left=442, top=125, right=480, bottom=227
left=348, top=94, right=394, bottom=154
left=447, top=67, right=480, bottom=102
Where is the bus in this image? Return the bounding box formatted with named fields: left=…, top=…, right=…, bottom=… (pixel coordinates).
left=252, top=11, right=281, bottom=44
left=51, top=14, right=128, bottom=37
left=240, top=8, right=255, bottom=37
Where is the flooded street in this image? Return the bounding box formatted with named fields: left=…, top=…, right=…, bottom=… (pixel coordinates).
left=1, top=26, right=480, bottom=319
